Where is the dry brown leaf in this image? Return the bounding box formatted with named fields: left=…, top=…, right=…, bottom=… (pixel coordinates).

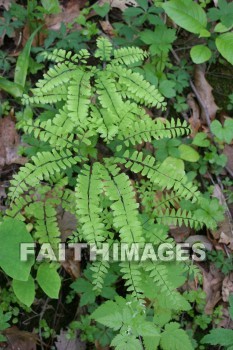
left=219, top=231, right=233, bottom=250
left=222, top=272, right=233, bottom=302
left=170, top=225, right=191, bottom=243
left=212, top=185, right=233, bottom=248
left=224, top=145, right=233, bottom=175
left=202, top=263, right=224, bottom=314
left=98, top=0, right=137, bottom=11
left=45, top=0, right=86, bottom=31
left=3, top=328, right=37, bottom=350
left=187, top=93, right=201, bottom=135
left=61, top=248, right=81, bottom=279
left=0, top=116, right=27, bottom=167
left=0, top=0, right=11, bottom=10
left=194, top=65, right=219, bottom=122
left=99, top=20, right=115, bottom=36
left=55, top=329, right=86, bottom=350
left=57, top=209, right=77, bottom=242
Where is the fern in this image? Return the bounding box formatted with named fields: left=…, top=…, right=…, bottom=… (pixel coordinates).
left=5, top=37, right=223, bottom=348
left=113, top=150, right=200, bottom=202
left=8, top=150, right=81, bottom=200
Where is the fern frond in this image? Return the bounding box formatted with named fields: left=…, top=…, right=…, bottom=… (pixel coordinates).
left=22, top=119, right=75, bottom=149
left=23, top=85, right=68, bottom=104
left=9, top=150, right=80, bottom=200
left=95, top=37, right=113, bottom=61
left=25, top=201, right=61, bottom=249
left=91, top=259, right=110, bottom=292
left=106, top=65, right=166, bottom=109
left=61, top=189, right=76, bottom=214
left=67, top=71, right=92, bottom=126
left=141, top=217, right=172, bottom=245
left=99, top=164, right=144, bottom=243
left=155, top=208, right=205, bottom=229
left=118, top=117, right=190, bottom=146
left=114, top=151, right=200, bottom=202
left=36, top=62, right=80, bottom=93
left=91, top=107, right=119, bottom=141
left=96, top=74, right=123, bottom=122
left=154, top=191, right=181, bottom=211
left=75, top=163, right=108, bottom=244
left=120, top=261, right=144, bottom=300
left=52, top=107, right=76, bottom=134
left=6, top=195, right=34, bottom=220
left=113, top=46, right=147, bottom=65
left=42, top=48, right=90, bottom=64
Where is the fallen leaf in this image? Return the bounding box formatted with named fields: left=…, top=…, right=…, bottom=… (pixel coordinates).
left=0, top=0, right=11, bottom=10
left=99, top=20, right=115, bottom=36
left=57, top=208, right=77, bottom=242
left=187, top=93, right=201, bottom=135
left=222, top=272, right=233, bottom=302
left=98, top=0, right=137, bottom=11
left=45, top=0, right=86, bottom=31
left=224, top=145, right=233, bottom=174
left=170, top=225, right=192, bottom=242
left=194, top=65, right=219, bottom=123
left=55, top=329, right=86, bottom=350
left=0, top=115, right=27, bottom=167
left=3, top=328, right=37, bottom=350
left=219, top=231, right=233, bottom=250
left=212, top=184, right=233, bottom=249
left=202, top=263, right=224, bottom=314
left=61, top=248, right=81, bottom=280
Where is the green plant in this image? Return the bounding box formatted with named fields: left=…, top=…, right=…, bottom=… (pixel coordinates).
left=1, top=37, right=225, bottom=349
left=162, top=0, right=233, bottom=64
left=227, top=93, right=233, bottom=111
left=208, top=250, right=233, bottom=275
left=210, top=119, right=233, bottom=144
left=201, top=294, right=233, bottom=349
left=0, top=308, right=11, bottom=342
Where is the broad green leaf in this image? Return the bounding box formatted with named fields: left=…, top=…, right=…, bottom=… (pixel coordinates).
left=159, top=157, right=185, bottom=180
left=136, top=322, right=160, bottom=337
left=111, top=334, right=143, bottom=350
left=0, top=77, right=24, bottom=98
left=41, top=0, right=60, bottom=14
left=143, top=335, right=160, bottom=350
left=216, top=33, right=233, bottom=65
left=210, top=119, right=233, bottom=143
left=140, top=25, right=176, bottom=55
left=162, top=0, right=209, bottom=36
left=93, top=3, right=110, bottom=17
left=208, top=0, right=233, bottom=28
left=12, top=275, right=35, bottom=307
left=14, top=26, right=41, bottom=88
left=0, top=219, right=34, bottom=281
left=159, top=80, right=176, bottom=98
left=201, top=328, right=233, bottom=346
left=91, top=300, right=123, bottom=330
left=178, top=144, right=200, bottom=162
left=160, top=322, right=194, bottom=350
left=214, top=23, right=233, bottom=33
left=37, top=263, right=61, bottom=299
left=190, top=45, right=212, bottom=64
left=192, top=132, right=210, bottom=147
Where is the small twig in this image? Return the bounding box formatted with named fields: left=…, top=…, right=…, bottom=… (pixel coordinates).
left=39, top=297, right=50, bottom=350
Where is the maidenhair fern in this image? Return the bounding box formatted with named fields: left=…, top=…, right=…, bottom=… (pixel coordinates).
left=6, top=37, right=223, bottom=350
